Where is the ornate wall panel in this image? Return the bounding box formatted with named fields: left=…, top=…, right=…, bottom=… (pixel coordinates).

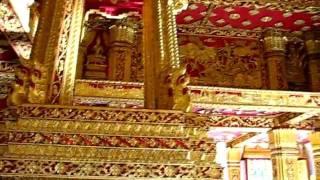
left=179, top=35, right=266, bottom=88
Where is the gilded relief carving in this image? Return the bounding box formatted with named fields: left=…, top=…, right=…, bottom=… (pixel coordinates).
left=179, top=36, right=264, bottom=88
left=286, top=41, right=308, bottom=91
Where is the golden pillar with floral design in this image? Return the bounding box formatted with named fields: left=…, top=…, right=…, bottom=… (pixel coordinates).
left=310, top=129, right=320, bottom=179
left=8, top=0, right=55, bottom=105
left=269, top=128, right=299, bottom=180
left=263, top=29, right=288, bottom=90
left=27, top=0, right=84, bottom=104
left=143, top=0, right=190, bottom=111
left=304, top=31, right=320, bottom=92
left=58, top=0, right=85, bottom=105
left=28, top=0, right=72, bottom=104
left=108, top=19, right=136, bottom=81
left=227, top=148, right=242, bottom=180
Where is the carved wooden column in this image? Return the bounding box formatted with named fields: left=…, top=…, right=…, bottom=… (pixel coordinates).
left=263, top=29, right=288, bottom=90
left=143, top=0, right=190, bottom=111
left=58, top=0, right=84, bottom=104
left=304, top=31, right=320, bottom=92
left=269, top=128, right=299, bottom=180
left=108, top=19, right=135, bottom=81
left=227, top=148, right=242, bottom=180
left=310, top=129, right=320, bottom=179
left=28, top=0, right=84, bottom=104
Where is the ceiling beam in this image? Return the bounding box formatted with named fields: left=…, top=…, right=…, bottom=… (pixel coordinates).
left=278, top=112, right=318, bottom=125
left=227, top=132, right=258, bottom=148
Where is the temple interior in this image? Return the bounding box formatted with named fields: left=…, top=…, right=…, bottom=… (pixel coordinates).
left=0, top=0, right=320, bottom=179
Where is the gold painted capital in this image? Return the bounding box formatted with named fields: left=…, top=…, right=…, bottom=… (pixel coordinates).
left=304, top=31, right=320, bottom=55
left=269, top=128, right=298, bottom=150
left=263, top=29, right=287, bottom=53
left=170, top=0, right=188, bottom=15
left=109, top=19, right=136, bottom=44
left=310, top=132, right=320, bottom=157
left=228, top=148, right=242, bottom=163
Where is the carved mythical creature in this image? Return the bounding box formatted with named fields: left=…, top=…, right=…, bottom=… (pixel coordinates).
left=157, top=67, right=191, bottom=112
left=28, top=61, right=48, bottom=104
left=7, top=67, right=29, bottom=105
left=172, top=67, right=191, bottom=112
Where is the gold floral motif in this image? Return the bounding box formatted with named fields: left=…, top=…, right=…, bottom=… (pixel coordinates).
left=7, top=144, right=215, bottom=163
left=0, top=159, right=223, bottom=179
left=75, top=80, right=144, bottom=99
left=7, top=119, right=201, bottom=138
left=189, top=86, right=320, bottom=109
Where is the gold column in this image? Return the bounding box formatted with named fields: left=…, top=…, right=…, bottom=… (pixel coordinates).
left=143, top=0, right=163, bottom=109
left=310, top=131, right=320, bottom=179
left=28, top=0, right=73, bottom=104
left=108, top=19, right=136, bottom=81
left=269, top=128, right=299, bottom=180
left=8, top=0, right=55, bottom=106
left=227, top=148, right=242, bottom=180
left=304, top=31, right=320, bottom=92
left=143, top=0, right=190, bottom=111
left=28, top=0, right=84, bottom=104
left=263, top=29, right=288, bottom=90
left=58, top=0, right=85, bottom=104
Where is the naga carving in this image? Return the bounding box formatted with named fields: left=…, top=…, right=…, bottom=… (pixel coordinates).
left=171, top=67, right=191, bottom=111
left=28, top=61, right=48, bottom=104
left=7, top=65, right=30, bottom=105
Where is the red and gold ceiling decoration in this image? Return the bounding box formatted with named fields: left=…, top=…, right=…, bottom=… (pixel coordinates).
left=86, top=0, right=320, bottom=32
left=176, top=3, right=320, bottom=32
left=86, top=0, right=142, bottom=16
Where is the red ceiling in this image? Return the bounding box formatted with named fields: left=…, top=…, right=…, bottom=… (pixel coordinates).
left=86, top=0, right=142, bottom=15
left=176, top=3, right=320, bottom=31
left=86, top=0, right=320, bottom=32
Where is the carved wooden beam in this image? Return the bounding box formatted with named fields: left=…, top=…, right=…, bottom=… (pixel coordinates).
left=227, top=132, right=258, bottom=148
left=0, top=0, right=32, bottom=60
left=277, top=112, right=318, bottom=126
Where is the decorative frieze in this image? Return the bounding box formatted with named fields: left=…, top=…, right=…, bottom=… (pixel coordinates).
left=0, top=159, right=223, bottom=179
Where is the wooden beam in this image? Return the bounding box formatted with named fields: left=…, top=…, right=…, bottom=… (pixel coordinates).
left=227, top=132, right=258, bottom=148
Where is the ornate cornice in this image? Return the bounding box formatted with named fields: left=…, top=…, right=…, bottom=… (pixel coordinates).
left=177, top=25, right=262, bottom=39
left=8, top=132, right=216, bottom=152
left=0, top=159, right=223, bottom=179
left=8, top=144, right=212, bottom=163
left=74, top=80, right=320, bottom=111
